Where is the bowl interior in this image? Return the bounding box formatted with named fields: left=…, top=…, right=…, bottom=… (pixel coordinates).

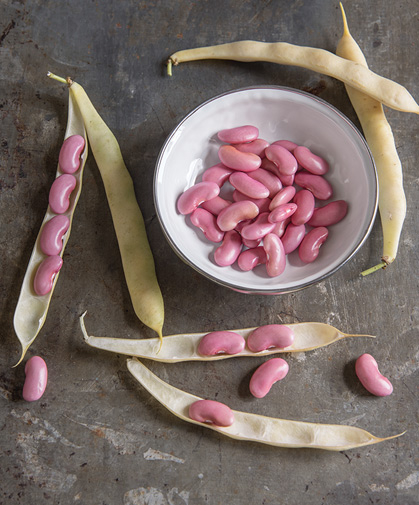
left=154, top=86, right=377, bottom=294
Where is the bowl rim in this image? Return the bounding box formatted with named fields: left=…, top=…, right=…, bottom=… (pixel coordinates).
left=153, top=85, right=378, bottom=295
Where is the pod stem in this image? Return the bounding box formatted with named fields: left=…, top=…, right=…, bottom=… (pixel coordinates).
left=166, top=59, right=173, bottom=76
left=360, top=261, right=388, bottom=277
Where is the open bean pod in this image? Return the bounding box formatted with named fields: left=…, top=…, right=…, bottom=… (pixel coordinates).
left=13, top=91, right=88, bottom=366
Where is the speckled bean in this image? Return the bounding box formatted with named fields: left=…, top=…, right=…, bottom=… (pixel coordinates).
left=294, top=172, right=333, bottom=200
left=189, top=399, right=234, bottom=427
left=33, top=255, right=63, bottom=296
left=218, top=145, right=261, bottom=172
left=268, top=203, right=297, bottom=223
left=49, top=174, right=77, bottom=214
left=248, top=168, right=282, bottom=198
left=281, top=223, right=306, bottom=254
left=247, top=324, right=295, bottom=352
left=292, top=189, right=315, bottom=225
left=217, top=125, right=259, bottom=144
left=22, top=356, right=48, bottom=402
left=265, top=145, right=298, bottom=176
left=177, top=181, right=220, bottom=215
left=294, top=146, right=329, bottom=175
left=235, top=138, right=270, bottom=156
left=58, top=134, right=85, bottom=174
left=269, top=186, right=296, bottom=210
left=200, top=196, right=231, bottom=216
left=197, top=330, right=246, bottom=356
left=249, top=358, right=289, bottom=398
left=355, top=354, right=393, bottom=397
left=240, top=212, right=276, bottom=241
left=214, top=230, right=242, bottom=266
left=202, top=163, right=233, bottom=186
left=39, top=215, right=70, bottom=256
left=237, top=246, right=266, bottom=271
left=190, top=208, right=224, bottom=243
left=263, top=233, right=286, bottom=277
left=299, top=227, right=329, bottom=263
left=229, top=171, right=270, bottom=199
left=307, top=200, right=348, bottom=227
left=217, top=200, right=259, bottom=231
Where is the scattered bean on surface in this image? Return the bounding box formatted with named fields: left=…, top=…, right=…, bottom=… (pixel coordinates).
left=355, top=353, right=393, bottom=397
left=22, top=356, right=48, bottom=402
left=249, top=358, right=289, bottom=398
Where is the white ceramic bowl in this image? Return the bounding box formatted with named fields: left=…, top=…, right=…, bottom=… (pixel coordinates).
left=154, top=86, right=377, bottom=294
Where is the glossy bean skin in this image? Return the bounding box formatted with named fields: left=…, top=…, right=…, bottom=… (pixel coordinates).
left=22, top=356, right=48, bottom=402
left=229, top=171, right=270, bottom=199
left=217, top=200, right=259, bottom=231
left=177, top=181, right=220, bottom=215
left=294, top=172, right=333, bottom=200
left=197, top=330, right=246, bottom=356
left=33, top=255, right=63, bottom=296
left=263, top=233, right=286, bottom=277
left=39, top=215, right=70, bottom=256
left=281, top=223, right=306, bottom=254
left=58, top=134, right=85, bottom=174
left=235, top=138, right=270, bottom=157
left=237, top=246, right=266, bottom=271
left=49, top=174, right=77, bottom=214
left=240, top=212, right=276, bottom=241
left=355, top=354, right=393, bottom=397
left=218, top=145, right=261, bottom=172
left=247, top=324, right=295, bottom=352
left=292, top=189, right=315, bottom=225
left=278, top=172, right=295, bottom=187
left=202, top=163, right=233, bottom=186
left=271, top=139, right=298, bottom=152
left=232, top=190, right=271, bottom=213
left=189, top=400, right=234, bottom=427
left=200, top=196, right=231, bottom=216
left=249, top=358, right=289, bottom=398
left=265, top=144, right=298, bottom=176
left=217, top=125, right=259, bottom=144
left=248, top=168, right=282, bottom=198
left=214, top=230, right=242, bottom=266
left=293, top=146, right=329, bottom=175
left=307, top=200, right=348, bottom=227
left=268, top=203, right=297, bottom=223
left=190, top=208, right=224, bottom=243
left=269, top=186, right=296, bottom=210
left=272, top=218, right=290, bottom=239
left=299, top=227, right=329, bottom=263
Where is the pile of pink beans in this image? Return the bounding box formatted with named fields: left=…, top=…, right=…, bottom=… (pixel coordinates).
left=33, top=135, right=85, bottom=296
left=177, top=125, right=348, bottom=277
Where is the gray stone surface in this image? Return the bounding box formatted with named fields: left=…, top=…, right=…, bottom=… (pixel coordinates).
left=0, top=0, right=417, bottom=503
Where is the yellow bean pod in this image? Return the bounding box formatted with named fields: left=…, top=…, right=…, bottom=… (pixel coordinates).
left=127, top=358, right=403, bottom=451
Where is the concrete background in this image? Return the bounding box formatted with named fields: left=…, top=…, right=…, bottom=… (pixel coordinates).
left=0, top=0, right=417, bottom=504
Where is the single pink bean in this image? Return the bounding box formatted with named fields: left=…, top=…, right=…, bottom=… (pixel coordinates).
left=217, top=200, right=259, bottom=231
left=298, top=227, right=329, bottom=263
left=218, top=145, right=261, bottom=172
left=214, top=230, right=242, bottom=266
left=177, top=182, right=220, bottom=215
left=33, top=255, right=63, bottom=296
left=229, top=171, right=270, bottom=199
left=201, top=196, right=231, bottom=216
left=307, top=200, right=348, bottom=227
left=39, top=215, right=70, bottom=256
left=281, top=223, right=306, bottom=254
left=265, top=145, right=298, bottom=176
left=294, top=146, right=329, bottom=175
left=49, top=174, right=77, bottom=214
left=249, top=358, right=289, bottom=398
left=235, top=138, right=270, bottom=157
left=271, top=218, right=290, bottom=239
left=271, top=139, right=298, bottom=152
left=22, top=356, right=48, bottom=402
left=197, top=330, right=246, bottom=356
left=294, top=172, right=333, bottom=200
left=355, top=354, right=393, bottom=397
left=247, top=324, right=295, bottom=352
left=240, top=212, right=276, bottom=241
left=217, top=125, right=259, bottom=144
left=269, top=186, right=296, bottom=210
left=292, top=189, right=315, bottom=225
left=248, top=168, right=282, bottom=198
left=232, top=190, right=271, bottom=213
left=189, top=400, right=234, bottom=427
left=202, top=163, right=233, bottom=186
left=58, top=134, right=85, bottom=174
left=268, top=203, right=297, bottom=223
left=190, top=208, right=224, bottom=243
left=237, top=246, right=266, bottom=271
left=263, top=233, right=286, bottom=277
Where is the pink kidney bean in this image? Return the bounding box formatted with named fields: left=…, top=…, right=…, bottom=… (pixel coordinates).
left=235, top=138, right=270, bottom=157
left=272, top=218, right=290, bottom=239
left=217, top=125, right=259, bottom=144
left=281, top=223, right=306, bottom=254
left=263, top=233, right=286, bottom=277
left=202, top=163, right=233, bottom=186
left=49, top=174, right=77, bottom=214
left=39, top=215, right=70, bottom=256
left=294, top=172, right=333, bottom=200
left=260, top=157, right=279, bottom=174
left=232, top=190, right=271, bottom=213
left=355, top=354, right=393, bottom=397
left=33, top=255, right=63, bottom=296
left=229, top=171, right=270, bottom=199
left=217, top=200, right=259, bottom=231
left=237, top=246, right=266, bottom=271
left=190, top=208, right=224, bottom=243
left=248, top=168, right=282, bottom=198
left=269, top=186, right=296, bottom=210
left=189, top=400, right=234, bottom=427
left=271, top=139, right=298, bottom=152
left=293, top=146, right=329, bottom=175
left=22, top=356, right=48, bottom=402
left=200, top=196, right=231, bottom=216
left=214, top=230, right=242, bottom=266
left=247, top=324, right=295, bottom=352
left=265, top=145, right=298, bottom=176
left=291, top=189, right=315, bottom=225
left=268, top=203, right=297, bottom=223
left=299, top=227, right=329, bottom=263
left=240, top=212, right=276, bottom=241
left=307, top=200, right=348, bottom=227
left=218, top=145, right=261, bottom=172
left=249, top=358, right=289, bottom=398
left=177, top=181, right=220, bottom=215
left=58, top=134, right=85, bottom=174
left=197, top=330, right=246, bottom=356
left=278, top=173, right=295, bottom=187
